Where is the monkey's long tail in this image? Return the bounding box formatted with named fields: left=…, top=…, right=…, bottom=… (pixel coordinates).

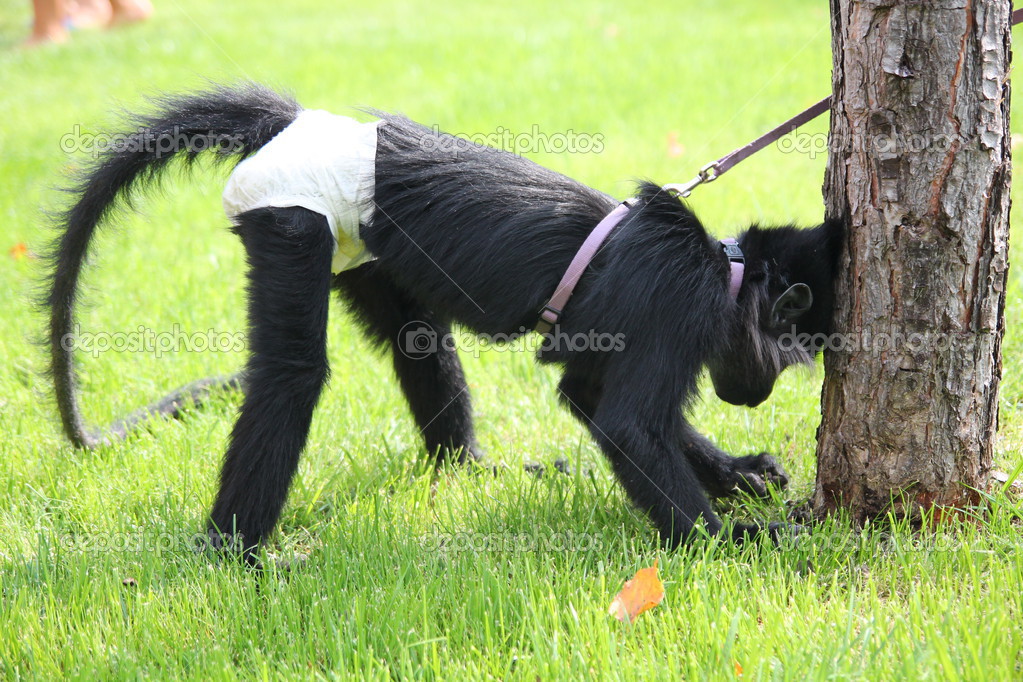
left=48, top=82, right=303, bottom=448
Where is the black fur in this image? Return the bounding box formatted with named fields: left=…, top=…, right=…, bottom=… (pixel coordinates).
left=47, top=83, right=843, bottom=556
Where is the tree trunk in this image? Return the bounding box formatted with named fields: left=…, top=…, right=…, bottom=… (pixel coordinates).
left=815, top=0, right=1011, bottom=522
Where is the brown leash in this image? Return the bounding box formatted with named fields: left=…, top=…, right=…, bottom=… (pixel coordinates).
left=668, top=7, right=1023, bottom=199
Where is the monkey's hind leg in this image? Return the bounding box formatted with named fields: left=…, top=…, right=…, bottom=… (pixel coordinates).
left=207, top=206, right=334, bottom=557
left=334, top=266, right=482, bottom=466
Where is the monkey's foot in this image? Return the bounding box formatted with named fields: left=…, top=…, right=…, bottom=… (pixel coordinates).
left=199, top=528, right=263, bottom=567
left=524, top=458, right=595, bottom=478
left=731, top=520, right=807, bottom=545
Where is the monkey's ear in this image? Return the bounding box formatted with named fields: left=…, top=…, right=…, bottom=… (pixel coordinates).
left=771, top=283, right=813, bottom=327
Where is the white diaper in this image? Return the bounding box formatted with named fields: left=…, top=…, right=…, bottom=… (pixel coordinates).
left=222, top=109, right=381, bottom=273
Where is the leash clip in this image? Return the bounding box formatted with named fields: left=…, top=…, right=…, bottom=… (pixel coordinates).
left=664, top=162, right=721, bottom=198
left=721, top=240, right=745, bottom=263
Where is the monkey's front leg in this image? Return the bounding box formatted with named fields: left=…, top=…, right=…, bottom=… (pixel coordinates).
left=584, top=365, right=786, bottom=546
left=583, top=377, right=726, bottom=546
left=680, top=425, right=789, bottom=498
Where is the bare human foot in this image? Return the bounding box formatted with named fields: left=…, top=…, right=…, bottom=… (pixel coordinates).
left=25, top=0, right=70, bottom=46
left=108, top=0, right=153, bottom=26
left=67, top=0, right=113, bottom=29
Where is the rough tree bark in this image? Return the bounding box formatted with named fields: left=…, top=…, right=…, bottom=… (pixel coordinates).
left=815, top=0, right=1012, bottom=522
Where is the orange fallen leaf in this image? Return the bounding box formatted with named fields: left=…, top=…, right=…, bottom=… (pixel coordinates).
left=734, top=661, right=744, bottom=677
left=9, top=242, right=34, bottom=260
left=608, top=559, right=664, bottom=622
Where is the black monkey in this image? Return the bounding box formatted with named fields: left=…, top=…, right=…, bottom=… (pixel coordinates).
left=48, top=83, right=842, bottom=557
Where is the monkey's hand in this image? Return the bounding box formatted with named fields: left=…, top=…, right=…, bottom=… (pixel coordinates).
left=729, top=452, right=789, bottom=497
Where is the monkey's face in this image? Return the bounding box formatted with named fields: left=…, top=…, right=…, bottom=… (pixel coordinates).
left=708, top=279, right=819, bottom=406
left=707, top=219, right=844, bottom=408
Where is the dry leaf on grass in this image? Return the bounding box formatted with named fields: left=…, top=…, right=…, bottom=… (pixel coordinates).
left=608, top=559, right=664, bottom=622
left=9, top=243, right=36, bottom=260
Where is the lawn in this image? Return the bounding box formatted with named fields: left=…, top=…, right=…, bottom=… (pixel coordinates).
left=0, top=0, right=1021, bottom=679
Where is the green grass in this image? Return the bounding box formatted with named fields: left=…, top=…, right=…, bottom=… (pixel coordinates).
left=1, top=0, right=1021, bottom=679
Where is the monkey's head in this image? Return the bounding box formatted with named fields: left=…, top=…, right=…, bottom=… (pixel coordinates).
left=706, top=219, right=844, bottom=407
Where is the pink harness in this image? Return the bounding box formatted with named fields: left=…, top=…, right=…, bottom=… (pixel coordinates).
left=535, top=199, right=745, bottom=334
